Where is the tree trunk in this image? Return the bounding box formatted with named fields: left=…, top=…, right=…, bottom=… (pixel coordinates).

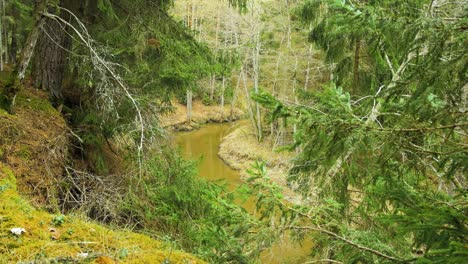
left=186, top=89, right=192, bottom=122
left=252, top=30, right=262, bottom=141
left=220, top=75, right=225, bottom=117
left=2, top=0, right=48, bottom=114
left=32, top=15, right=71, bottom=104
left=230, top=70, right=241, bottom=120
left=32, top=0, right=76, bottom=105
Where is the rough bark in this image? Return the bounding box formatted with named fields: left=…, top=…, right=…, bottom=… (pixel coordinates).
left=32, top=1, right=74, bottom=105
left=32, top=18, right=70, bottom=103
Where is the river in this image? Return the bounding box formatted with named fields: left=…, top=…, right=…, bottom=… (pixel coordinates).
left=175, top=122, right=311, bottom=264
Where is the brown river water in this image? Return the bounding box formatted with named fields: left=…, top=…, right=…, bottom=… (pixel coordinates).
left=175, top=122, right=311, bottom=264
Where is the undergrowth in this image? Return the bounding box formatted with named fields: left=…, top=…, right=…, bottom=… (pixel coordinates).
left=120, top=148, right=262, bottom=263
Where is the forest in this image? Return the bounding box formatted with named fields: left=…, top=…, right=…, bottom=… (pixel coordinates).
left=0, top=0, right=466, bottom=263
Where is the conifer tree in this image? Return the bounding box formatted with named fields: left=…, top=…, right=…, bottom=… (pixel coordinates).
left=253, top=0, right=467, bottom=262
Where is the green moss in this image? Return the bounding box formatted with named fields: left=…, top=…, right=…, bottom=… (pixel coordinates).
left=0, top=165, right=17, bottom=190
left=15, top=95, right=59, bottom=116
left=0, top=164, right=205, bottom=264
left=16, top=146, right=32, bottom=160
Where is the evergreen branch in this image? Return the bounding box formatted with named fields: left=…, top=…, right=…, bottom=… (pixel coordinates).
left=375, top=122, right=468, bottom=132
left=289, top=225, right=406, bottom=263
left=270, top=198, right=406, bottom=263
left=304, top=259, right=343, bottom=264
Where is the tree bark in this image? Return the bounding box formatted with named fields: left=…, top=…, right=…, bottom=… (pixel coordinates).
left=32, top=18, right=70, bottom=103
left=32, top=0, right=74, bottom=105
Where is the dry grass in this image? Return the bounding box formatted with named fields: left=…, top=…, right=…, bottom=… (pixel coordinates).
left=0, top=86, right=69, bottom=209
left=218, top=124, right=303, bottom=204
left=0, top=165, right=205, bottom=264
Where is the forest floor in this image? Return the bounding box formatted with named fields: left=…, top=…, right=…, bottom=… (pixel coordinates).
left=160, top=100, right=244, bottom=131
left=0, top=77, right=204, bottom=263
left=218, top=124, right=303, bottom=204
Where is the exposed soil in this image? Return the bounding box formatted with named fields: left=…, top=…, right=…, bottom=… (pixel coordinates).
left=218, top=123, right=303, bottom=204
left=160, top=100, right=244, bottom=131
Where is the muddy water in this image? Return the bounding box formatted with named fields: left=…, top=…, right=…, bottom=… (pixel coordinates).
left=175, top=122, right=311, bottom=264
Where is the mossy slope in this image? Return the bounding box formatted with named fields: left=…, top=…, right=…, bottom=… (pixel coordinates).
left=0, top=164, right=204, bottom=264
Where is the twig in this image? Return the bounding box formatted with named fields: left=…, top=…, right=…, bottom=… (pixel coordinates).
left=290, top=225, right=405, bottom=262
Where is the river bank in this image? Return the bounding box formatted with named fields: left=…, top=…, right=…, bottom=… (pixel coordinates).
left=160, top=100, right=244, bottom=131
left=218, top=123, right=303, bottom=204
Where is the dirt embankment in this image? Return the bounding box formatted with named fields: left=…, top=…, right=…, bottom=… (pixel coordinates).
left=218, top=124, right=303, bottom=204
left=160, top=100, right=244, bottom=131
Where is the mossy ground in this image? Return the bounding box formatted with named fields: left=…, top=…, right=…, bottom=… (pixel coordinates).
left=0, top=78, right=205, bottom=263
left=0, top=165, right=205, bottom=264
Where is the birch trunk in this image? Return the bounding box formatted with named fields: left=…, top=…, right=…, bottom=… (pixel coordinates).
left=252, top=30, right=262, bottom=141
left=241, top=66, right=257, bottom=135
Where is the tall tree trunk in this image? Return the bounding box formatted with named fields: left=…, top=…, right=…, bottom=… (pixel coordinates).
left=2, top=0, right=48, bottom=114
left=185, top=1, right=194, bottom=123
left=32, top=0, right=82, bottom=105
left=186, top=89, right=192, bottom=122
left=32, top=9, right=71, bottom=104
left=220, top=75, right=225, bottom=117
left=252, top=30, right=262, bottom=141
left=241, top=66, right=257, bottom=136
left=230, top=69, right=241, bottom=120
